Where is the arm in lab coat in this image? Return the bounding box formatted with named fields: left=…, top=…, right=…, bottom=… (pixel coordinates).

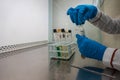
left=102, top=48, right=120, bottom=71
left=89, top=12, right=120, bottom=34
left=89, top=12, right=120, bottom=71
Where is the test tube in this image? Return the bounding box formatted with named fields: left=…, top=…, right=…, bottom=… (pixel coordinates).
left=68, top=30, right=72, bottom=41
left=79, top=27, right=86, bottom=59
left=79, top=26, right=85, bottom=36
left=61, top=28, right=66, bottom=58
left=65, top=29, right=69, bottom=41
left=76, top=26, right=86, bottom=59
left=57, top=29, right=62, bottom=42
left=53, top=29, right=57, bottom=42
left=61, top=28, right=66, bottom=42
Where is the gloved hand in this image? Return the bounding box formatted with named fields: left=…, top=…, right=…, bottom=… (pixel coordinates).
left=67, top=5, right=98, bottom=25
left=76, top=34, right=107, bottom=61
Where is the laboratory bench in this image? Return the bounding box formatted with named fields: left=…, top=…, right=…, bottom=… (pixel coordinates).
left=0, top=44, right=119, bottom=80
left=48, top=48, right=120, bottom=80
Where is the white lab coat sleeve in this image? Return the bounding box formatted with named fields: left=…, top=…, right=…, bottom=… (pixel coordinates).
left=89, top=12, right=120, bottom=71
left=89, top=11, right=120, bottom=34
left=102, top=48, right=120, bottom=71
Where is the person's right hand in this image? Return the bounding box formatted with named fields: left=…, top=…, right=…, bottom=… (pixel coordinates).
left=76, top=34, right=107, bottom=61
left=67, top=5, right=98, bottom=25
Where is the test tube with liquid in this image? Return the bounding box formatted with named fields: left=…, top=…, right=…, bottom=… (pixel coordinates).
left=75, top=26, right=86, bottom=59
left=53, top=29, right=57, bottom=42
left=61, top=28, right=66, bottom=42
left=57, top=29, right=62, bottom=42
left=75, top=26, right=85, bottom=36
left=65, top=29, right=69, bottom=41
left=68, top=30, right=72, bottom=42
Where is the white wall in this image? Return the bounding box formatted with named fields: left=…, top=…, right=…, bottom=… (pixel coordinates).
left=0, top=45, right=49, bottom=80
left=0, top=1, right=49, bottom=80
left=0, top=0, right=48, bottom=46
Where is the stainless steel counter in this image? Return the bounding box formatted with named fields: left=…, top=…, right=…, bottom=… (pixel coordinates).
left=49, top=48, right=120, bottom=80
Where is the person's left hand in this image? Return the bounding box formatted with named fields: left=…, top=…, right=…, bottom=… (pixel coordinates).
left=76, top=34, right=107, bottom=61
left=67, top=5, right=98, bottom=25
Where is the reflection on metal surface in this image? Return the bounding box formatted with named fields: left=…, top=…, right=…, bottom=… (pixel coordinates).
left=76, top=66, right=104, bottom=80
left=49, top=51, right=120, bottom=80
left=70, top=64, right=115, bottom=79
left=49, top=54, right=75, bottom=80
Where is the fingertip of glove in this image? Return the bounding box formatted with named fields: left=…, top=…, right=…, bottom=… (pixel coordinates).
left=67, top=7, right=74, bottom=15
left=67, top=11, right=70, bottom=15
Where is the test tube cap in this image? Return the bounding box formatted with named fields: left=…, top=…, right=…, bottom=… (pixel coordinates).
left=57, top=29, right=61, bottom=32
left=61, top=28, right=65, bottom=32
left=53, top=29, right=57, bottom=32
left=68, top=30, right=72, bottom=33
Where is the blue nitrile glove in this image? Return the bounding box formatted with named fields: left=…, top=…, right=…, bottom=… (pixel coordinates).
left=67, top=5, right=98, bottom=25
left=76, top=34, right=107, bottom=61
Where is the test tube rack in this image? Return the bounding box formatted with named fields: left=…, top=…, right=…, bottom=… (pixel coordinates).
left=48, top=42, right=76, bottom=60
